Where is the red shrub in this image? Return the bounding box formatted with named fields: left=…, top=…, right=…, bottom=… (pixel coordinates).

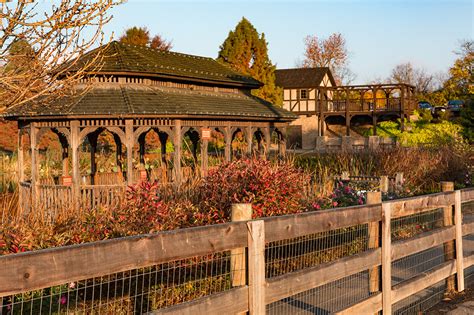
left=198, top=159, right=310, bottom=220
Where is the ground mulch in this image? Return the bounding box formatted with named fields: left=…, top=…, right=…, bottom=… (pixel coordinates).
left=426, top=287, right=474, bottom=314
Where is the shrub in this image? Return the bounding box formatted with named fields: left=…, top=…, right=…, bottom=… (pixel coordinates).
left=197, top=159, right=310, bottom=220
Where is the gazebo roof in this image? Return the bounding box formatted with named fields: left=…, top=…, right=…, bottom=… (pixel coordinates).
left=4, top=42, right=296, bottom=122
left=61, top=41, right=262, bottom=88
left=4, top=84, right=296, bottom=121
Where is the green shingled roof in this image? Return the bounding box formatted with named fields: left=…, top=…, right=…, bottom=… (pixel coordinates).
left=62, top=41, right=262, bottom=88
left=4, top=85, right=296, bottom=121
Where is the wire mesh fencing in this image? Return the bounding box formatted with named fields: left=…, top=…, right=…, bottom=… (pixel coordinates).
left=1, top=250, right=245, bottom=314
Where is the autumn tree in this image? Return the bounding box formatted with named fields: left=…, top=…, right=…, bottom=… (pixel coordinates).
left=444, top=39, right=473, bottom=99
left=217, top=17, right=282, bottom=105
left=301, top=33, right=355, bottom=85
left=119, top=26, right=172, bottom=51
left=0, top=0, right=121, bottom=111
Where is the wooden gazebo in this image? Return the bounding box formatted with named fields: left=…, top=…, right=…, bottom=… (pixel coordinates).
left=3, top=42, right=296, bottom=212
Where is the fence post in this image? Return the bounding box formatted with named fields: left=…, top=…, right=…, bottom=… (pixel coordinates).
left=367, top=191, right=382, bottom=303
left=380, top=176, right=389, bottom=194
left=382, top=202, right=392, bottom=314
left=395, top=172, right=403, bottom=191
left=247, top=220, right=266, bottom=315
left=454, top=190, right=465, bottom=292
left=441, top=181, right=456, bottom=292
left=231, top=203, right=252, bottom=286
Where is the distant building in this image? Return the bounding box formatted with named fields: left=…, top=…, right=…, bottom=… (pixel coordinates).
left=276, top=67, right=415, bottom=150
left=275, top=67, right=336, bottom=150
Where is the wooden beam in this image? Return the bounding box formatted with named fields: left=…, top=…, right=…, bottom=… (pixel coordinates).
left=230, top=204, right=252, bottom=288
left=388, top=191, right=455, bottom=218
left=392, top=226, right=455, bottom=261
left=151, top=286, right=249, bottom=315
left=391, top=260, right=456, bottom=304
left=264, top=204, right=381, bottom=242
left=247, top=220, right=265, bottom=315
left=265, top=248, right=381, bottom=304
left=334, top=293, right=382, bottom=315
left=0, top=221, right=248, bottom=296
left=461, top=187, right=474, bottom=203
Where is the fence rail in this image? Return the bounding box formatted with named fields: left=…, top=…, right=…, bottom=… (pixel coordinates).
left=1, top=186, right=474, bottom=314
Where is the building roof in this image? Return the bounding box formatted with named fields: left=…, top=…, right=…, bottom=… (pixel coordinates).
left=62, top=41, right=262, bottom=88
left=275, top=67, right=336, bottom=89
left=3, top=84, right=296, bottom=121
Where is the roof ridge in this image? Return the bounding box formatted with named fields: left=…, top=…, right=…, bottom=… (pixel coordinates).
left=116, top=40, right=214, bottom=61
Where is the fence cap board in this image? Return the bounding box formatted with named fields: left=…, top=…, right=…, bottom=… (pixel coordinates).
left=388, top=191, right=455, bottom=218
left=263, top=204, right=381, bottom=242
left=0, top=221, right=248, bottom=296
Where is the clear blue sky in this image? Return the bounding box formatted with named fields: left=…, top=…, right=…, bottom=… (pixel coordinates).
left=77, top=1, right=474, bottom=83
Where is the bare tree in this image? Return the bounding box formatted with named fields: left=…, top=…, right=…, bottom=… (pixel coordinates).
left=0, top=0, right=121, bottom=112
left=389, top=62, right=434, bottom=94
left=301, top=33, right=355, bottom=85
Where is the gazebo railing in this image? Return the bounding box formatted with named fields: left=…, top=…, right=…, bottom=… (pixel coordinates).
left=37, top=184, right=73, bottom=215
left=80, top=184, right=126, bottom=210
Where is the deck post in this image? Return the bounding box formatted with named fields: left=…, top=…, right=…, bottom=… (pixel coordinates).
left=400, top=86, right=405, bottom=132
left=70, top=120, right=80, bottom=210
left=367, top=191, right=382, bottom=312
left=380, top=175, right=389, bottom=194
left=125, top=119, right=134, bottom=185
left=441, top=181, right=456, bottom=292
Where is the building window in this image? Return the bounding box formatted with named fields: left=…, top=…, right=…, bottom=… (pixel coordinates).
left=300, top=89, right=308, bottom=99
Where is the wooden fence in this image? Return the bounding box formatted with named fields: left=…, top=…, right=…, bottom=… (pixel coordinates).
left=1, top=186, right=474, bottom=314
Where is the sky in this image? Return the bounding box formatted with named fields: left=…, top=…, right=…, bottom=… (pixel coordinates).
left=46, top=0, right=474, bottom=84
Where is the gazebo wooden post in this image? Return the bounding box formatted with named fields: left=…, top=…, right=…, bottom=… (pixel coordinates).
left=59, top=136, right=69, bottom=177
left=138, top=133, right=146, bottom=166
left=224, top=126, right=232, bottom=162
left=158, top=132, right=168, bottom=180
left=278, top=127, right=287, bottom=157
left=70, top=120, right=81, bottom=210
left=246, top=125, right=253, bottom=156
left=17, top=128, right=24, bottom=184
left=29, top=123, right=38, bottom=208
left=125, top=119, right=134, bottom=186
left=17, top=128, right=24, bottom=211
left=112, top=134, right=123, bottom=179
left=87, top=133, right=98, bottom=186
left=200, top=126, right=209, bottom=177
left=263, top=127, right=271, bottom=160
left=173, top=119, right=182, bottom=184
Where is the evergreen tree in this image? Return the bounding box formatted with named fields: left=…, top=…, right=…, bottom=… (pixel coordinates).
left=217, top=18, right=282, bottom=105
